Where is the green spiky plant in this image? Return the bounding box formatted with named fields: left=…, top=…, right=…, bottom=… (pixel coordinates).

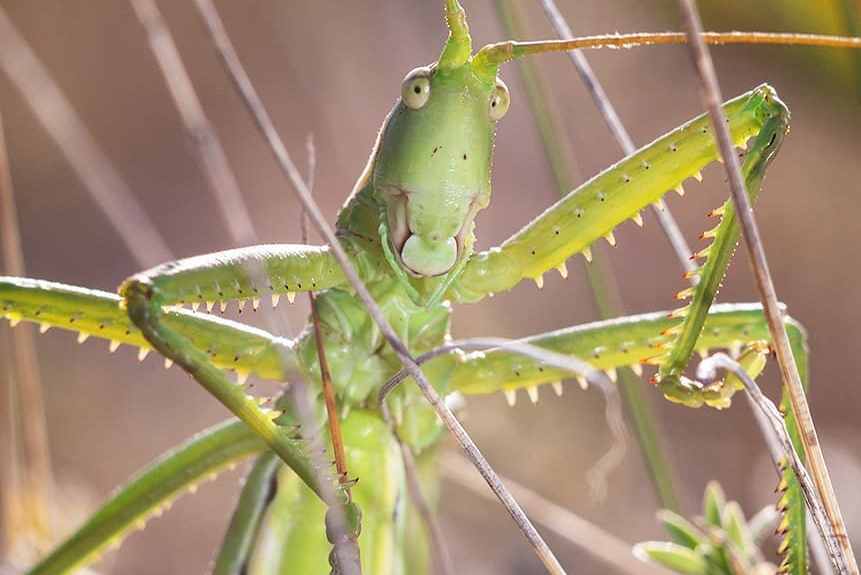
left=635, top=481, right=795, bottom=575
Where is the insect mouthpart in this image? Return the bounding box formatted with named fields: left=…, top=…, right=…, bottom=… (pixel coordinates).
left=384, top=186, right=471, bottom=278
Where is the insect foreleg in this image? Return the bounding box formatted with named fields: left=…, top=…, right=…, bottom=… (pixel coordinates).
left=132, top=243, right=351, bottom=311
left=448, top=85, right=786, bottom=303
left=0, top=277, right=298, bottom=382
left=121, top=276, right=331, bottom=503
left=655, top=108, right=790, bottom=406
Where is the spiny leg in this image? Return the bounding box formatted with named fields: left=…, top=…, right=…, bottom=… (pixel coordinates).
left=436, top=304, right=810, bottom=573
left=449, top=85, right=786, bottom=302
left=120, top=274, right=332, bottom=503
left=653, top=100, right=790, bottom=406
left=27, top=419, right=265, bottom=575
left=0, top=277, right=297, bottom=384
left=435, top=303, right=801, bottom=404
left=134, top=243, right=350, bottom=312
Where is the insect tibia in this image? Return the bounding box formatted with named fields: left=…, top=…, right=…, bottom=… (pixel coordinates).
left=657, top=99, right=789, bottom=390
left=454, top=86, right=782, bottom=302
left=132, top=244, right=347, bottom=309
left=0, top=276, right=299, bottom=382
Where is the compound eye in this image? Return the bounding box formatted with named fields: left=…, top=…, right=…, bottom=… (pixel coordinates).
left=401, top=67, right=432, bottom=110
left=489, top=77, right=510, bottom=121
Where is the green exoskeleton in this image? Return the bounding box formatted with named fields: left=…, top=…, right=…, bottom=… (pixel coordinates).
left=6, top=0, right=849, bottom=573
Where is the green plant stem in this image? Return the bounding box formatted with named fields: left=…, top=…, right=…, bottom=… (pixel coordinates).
left=213, top=451, right=280, bottom=575
left=495, top=0, right=680, bottom=512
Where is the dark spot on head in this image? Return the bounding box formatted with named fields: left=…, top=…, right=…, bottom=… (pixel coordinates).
left=463, top=153, right=468, bottom=160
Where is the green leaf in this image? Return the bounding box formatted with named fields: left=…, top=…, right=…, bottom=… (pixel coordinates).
left=658, top=510, right=706, bottom=550
left=634, top=542, right=710, bottom=575
left=703, top=481, right=726, bottom=528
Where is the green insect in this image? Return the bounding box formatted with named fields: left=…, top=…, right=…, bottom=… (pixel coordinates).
left=3, top=0, right=857, bottom=573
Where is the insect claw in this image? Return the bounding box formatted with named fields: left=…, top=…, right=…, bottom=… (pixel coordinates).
left=77, top=332, right=90, bottom=344
left=629, top=363, right=643, bottom=377
left=675, top=287, right=695, bottom=300
left=581, top=246, right=593, bottom=263
left=138, top=347, right=151, bottom=362
left=551, top=381, right=563, bottom=396
left=693, top=171, right=703, bottom=182
left=191, top=302, right=200, bottom=312
left=8, top=316, right=20, bottom=327
left=576, top=375, right=588, bottom=390
left=632, top=211, right=644, bottom=227
left=271, top=294, right=281, bottom=307
left=219, top=301, right=228, bottom=313
left=708, top=205, right=726, bottom=218
left=674, top=185, right=685, bottom=197
left=164, top=358, right=174, bottom=369
left=604, top=367, right=618, bottom=383
left=237, top=299, right=246, bottom=313
left=652, top=199, right=666, bottom=212
left=683, top=269, right=700, bottom=280
left=526, top=385, right=539, bottom=403
left=533, top=275, right=544, bottom=289
left=286, top=291, right=296, bottom=304
left=109, top=340, right=121, bottom=353
left=738, top=139, right=748, bottom=151
left=252, top=298, right=260, bottom=311
left=556, top=262, right=568, bottom=279
left=503, top=389, right=517, bottom=407
left=236, top=371, right=249, bottom=386
left=604, top=231, right=616, bottom=247
left=39, top=323, right=51, bottom=334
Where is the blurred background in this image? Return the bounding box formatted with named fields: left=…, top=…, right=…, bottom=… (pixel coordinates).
left=0, top=0, right=859, bottom=573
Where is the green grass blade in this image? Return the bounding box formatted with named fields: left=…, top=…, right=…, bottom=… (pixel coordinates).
left=213, top=451, right=280, bottom=575
left=27, top=419, right=265, bottom=575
